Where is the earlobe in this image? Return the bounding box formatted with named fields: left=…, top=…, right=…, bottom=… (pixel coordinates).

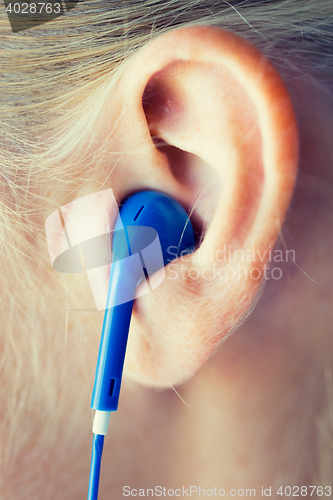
left=94, top=26, right=299, bottom=386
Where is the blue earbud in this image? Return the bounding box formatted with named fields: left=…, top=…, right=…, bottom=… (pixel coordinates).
left=91, top=190, right=195, bottom=416
left=88, top=190, right=194, bottom=500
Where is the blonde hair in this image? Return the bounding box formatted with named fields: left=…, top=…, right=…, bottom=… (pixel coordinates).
left=1, top=0, right=333, bottom=495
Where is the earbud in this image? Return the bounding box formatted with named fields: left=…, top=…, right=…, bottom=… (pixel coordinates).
left=90, top=190, right=195, bottom=432
left=88, top=190, right=194, bottom=500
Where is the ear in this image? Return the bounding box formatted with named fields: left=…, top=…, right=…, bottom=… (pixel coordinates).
left=85, top=26, right=299, bottom=387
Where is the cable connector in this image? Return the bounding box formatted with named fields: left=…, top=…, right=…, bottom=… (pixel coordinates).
left=92, top=410, right=111, bottom=435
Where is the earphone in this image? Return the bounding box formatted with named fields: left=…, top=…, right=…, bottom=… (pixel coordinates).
left=88, top=190, right=195, bottom=500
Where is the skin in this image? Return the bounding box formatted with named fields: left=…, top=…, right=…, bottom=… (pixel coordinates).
left=4, top=26, right=333, bottom=499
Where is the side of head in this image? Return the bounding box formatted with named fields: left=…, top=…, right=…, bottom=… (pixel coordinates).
left=1, top=2, right=333, bottom=497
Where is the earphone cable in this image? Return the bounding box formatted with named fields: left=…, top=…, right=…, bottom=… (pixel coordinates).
left=87, top=433, right=105, bottom=500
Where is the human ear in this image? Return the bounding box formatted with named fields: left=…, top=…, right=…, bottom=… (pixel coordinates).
left=83, top=25, right=299, bottom=387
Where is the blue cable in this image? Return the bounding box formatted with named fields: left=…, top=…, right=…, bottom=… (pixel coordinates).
left=87, top=434, right=105, bottom=500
